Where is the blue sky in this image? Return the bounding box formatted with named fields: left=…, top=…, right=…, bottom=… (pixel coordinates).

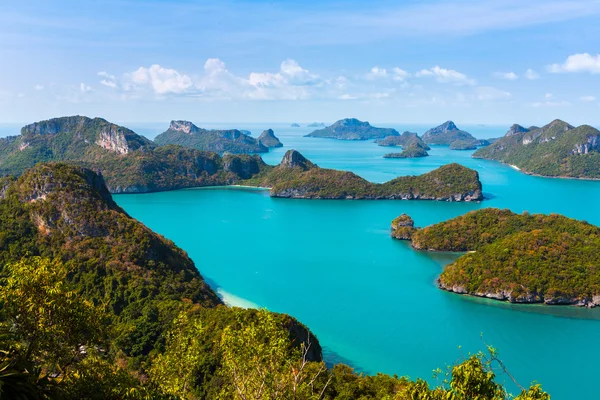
left=1, top=0, right=599, bottom=125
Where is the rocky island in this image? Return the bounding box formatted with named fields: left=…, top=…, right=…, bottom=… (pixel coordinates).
left=244, top=150, right=483, bottom=201
left=257, top=128, right=283, bottom=148
left=383, top=142, right=429, bottom=158
left=307, top=122, right=325, bottom=127
left=290, top=123, right=300, bottom=127
left=449, top=139, right=478, bottom=150
left=473, top=119, right=600, bottom=179
left=154, top=120, right=268, bottom=154
left=422, top=121, right=479, bottom=149
left=394, top=208, right=600, bottom=307
left=375, top=131, right=430, bottom=149
left=305, top=118, right=399, bottom=140
left=390, top=214, right=416, bottom=239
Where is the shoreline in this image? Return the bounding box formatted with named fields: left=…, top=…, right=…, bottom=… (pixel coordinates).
left=473, top=157, right=600, bottom=181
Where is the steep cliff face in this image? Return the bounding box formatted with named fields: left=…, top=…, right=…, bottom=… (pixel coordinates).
left=154, top=120, right=268, bottom=154
left=0, top=116, right=155, bottom=176
left=473, top=120, right=600, bottom=179
left=257, top=129, right=283, bottom=148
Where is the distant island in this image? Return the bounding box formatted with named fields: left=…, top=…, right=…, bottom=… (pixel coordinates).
left=383, top=142, right=429, bottom=158
left=473, top=119, right=600, bottom=179
left=154, top=120, right=268, bottom=154
left=422, top=121, right=484, bottom=150
left=306, top=122, right=325, bottom=127
left=245, top=150, right=483, bottom=201
left=449, top=139, right=477, bottom=150
left=290, top=123, right=301, bottom=127
left=375, top=131, right=430, bottom=149
left=257, top=129, right=283, bottom=148
left=394, top=208, right=600, bottom=307
left=305, top=118, right=399, bottom=140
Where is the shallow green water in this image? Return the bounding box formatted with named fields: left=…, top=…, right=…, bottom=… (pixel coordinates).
left=116, top=123, right=600, bottom=399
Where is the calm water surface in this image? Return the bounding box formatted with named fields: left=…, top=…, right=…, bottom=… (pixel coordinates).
left=115, top=123, right=600, bottom=399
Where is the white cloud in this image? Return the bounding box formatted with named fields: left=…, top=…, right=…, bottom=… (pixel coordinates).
left=33, top=84, right=44, bottom=91
left=475, top=86, right=511, bottom=101
left=129, top=64, right=193, bottom=95
left=98, top=71, right=118, bottom=89
left=548, top=53, right=600, bottom=74
left=493, top=71, right=518, bottom=80
left=415, top=66, right=475, bottom=85
left=366, top=66, right=388, bottom=80
left=339, top=94, right=358, bottom=100
left=392, top=68, right=410, bottom=82
left=581, top=95, right=596, bottom=102
left=80, top=83, right=92, bottom=93
left=545, top=93, right=553, bottom=99
left=524, top=69, right=540, bottom=80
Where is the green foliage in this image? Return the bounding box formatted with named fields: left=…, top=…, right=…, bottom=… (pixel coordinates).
left=0, top=257, right=105, bottom=378
left=154, top=124, right=267, bottom=154
left=411, top=208, right=600, bottom=305
left=449, top=140, right=477, bottom=150
left=473, top=120, right=600, bottom=179
left=305, top=119, right=399, bottom=140
left=246, top=158, right=482, bottom=201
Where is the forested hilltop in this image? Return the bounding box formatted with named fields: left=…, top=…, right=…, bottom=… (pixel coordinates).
left=245, top=150, right=483, bottom=201
left=473, top=119, right=600, bottom=179
left=393, top=208, right=600, bottom=307
left=0, top=163, right=549, bottom=399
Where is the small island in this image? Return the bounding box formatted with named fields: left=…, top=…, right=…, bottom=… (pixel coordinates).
left=383, top=143, right=429, bottom=158
left=473, top=119, right=600, bottom=179
left=375, top=131, right=430, bottom=149
left=290, top=123, right=300, bottom=127
left=257, top=129, right=283, bottom=148
left=154, top=120, right=268, bottom=154
left=307, top=122, right=325, bottom=127
left=449, top=139, right=477, bottom=150
left=305, top=118, right=399, bottom=140
left=244, top=150, right=483, bottom=201
left=390, top=214, right=416, bottom=239
left=394, top=208, right=600, bottom=307
left=422, top=121, right=478, bottom=146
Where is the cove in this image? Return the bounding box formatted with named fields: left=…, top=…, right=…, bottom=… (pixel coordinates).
left=116, top=123, right=600, bottom=400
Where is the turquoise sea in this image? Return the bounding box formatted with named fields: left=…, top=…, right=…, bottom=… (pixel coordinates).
left=98, top=123, right=600, bottom=399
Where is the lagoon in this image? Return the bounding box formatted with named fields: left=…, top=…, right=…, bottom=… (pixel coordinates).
left=116, top=123, right=600, bottom=399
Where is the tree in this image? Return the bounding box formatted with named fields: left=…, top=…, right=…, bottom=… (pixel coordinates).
left=0, top=257, right=105, bottom=381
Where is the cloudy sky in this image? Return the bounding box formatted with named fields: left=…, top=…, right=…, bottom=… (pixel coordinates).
left=1, top=0, right=599, bottom=125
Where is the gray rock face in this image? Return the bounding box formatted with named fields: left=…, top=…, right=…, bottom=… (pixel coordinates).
left=279, top=150, right=314, bottom=170
left=169, top=120, right=200, bottom=134
left=257, top=129, right=283, bottom=148
left=572, top=135, right=600, bottom=155
left=505, top=124, right=529, bottom=137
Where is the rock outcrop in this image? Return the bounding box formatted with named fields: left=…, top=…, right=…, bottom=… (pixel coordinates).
left=257, top=129, right=283, bottom=148
left=154, top=120, right=268, bottom=154
left=390, top=214, right=417, bottom=240
left=422, top=121, right=477, bottom=146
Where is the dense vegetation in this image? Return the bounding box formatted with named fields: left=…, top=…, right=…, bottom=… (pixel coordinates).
left=375, top=131, right=430, bottom=149
left=305, top=118, right=399, bottom=140
left=473, top=119, right=600, bottom=179
left=404, top=208, right=600, bottom=306
left=390, top=214, right=416, bottom=239
left=0, top=116, right=155, bottom=176
left=422, top=121, right=477, bottom=145
left=384, top=142, right=430, bottom=158
left=245, top=150, right=483, bottom=201
left=154, top=120, right=267, bottom=154
left=0, top=163, right=549, bottom=399
left=449, top=140, right=477, bottom=150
